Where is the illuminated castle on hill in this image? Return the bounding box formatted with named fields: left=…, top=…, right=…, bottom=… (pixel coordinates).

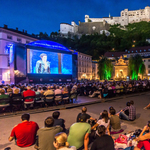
left=60, top=6, right=150, bottom=37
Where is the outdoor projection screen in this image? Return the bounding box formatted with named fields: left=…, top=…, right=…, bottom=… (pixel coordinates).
left=27, top=49, right=72, bottom=75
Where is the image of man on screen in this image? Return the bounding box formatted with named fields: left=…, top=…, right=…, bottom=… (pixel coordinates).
left=35, top=53, right=50, bottom=74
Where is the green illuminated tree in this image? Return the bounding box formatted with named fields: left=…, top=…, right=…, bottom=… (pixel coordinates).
left=98, top=57, right=113, bottom=80
left=128, top=54, right=145, bottom=80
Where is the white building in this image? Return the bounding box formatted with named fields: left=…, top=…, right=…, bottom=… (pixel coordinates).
left=85, top=6, right=150, bottom=26
left=60, top=21, right=79, bottom=38
left=0, top=25, right=38, bottom=84
left=77, top=52, right=92, bottom=80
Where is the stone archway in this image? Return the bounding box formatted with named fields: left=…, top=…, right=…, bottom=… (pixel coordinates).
left=114, top=56, right=128, bottom=80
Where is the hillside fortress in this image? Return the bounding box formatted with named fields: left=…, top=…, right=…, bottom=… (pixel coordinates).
left=60, top=6, right=150, bottom=37
left=85, top=6, right=150, bottom=26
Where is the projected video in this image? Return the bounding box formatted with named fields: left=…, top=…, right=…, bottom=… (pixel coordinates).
left=27, top=49, right=72, bottom=74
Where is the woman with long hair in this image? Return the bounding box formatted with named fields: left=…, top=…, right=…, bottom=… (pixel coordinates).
left=91, top=110, right=110, bottom=135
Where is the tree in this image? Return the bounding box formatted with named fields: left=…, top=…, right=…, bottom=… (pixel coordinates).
left=98, top=57, right=113, bottom=80
left=128, top=54, right=145, bottom=80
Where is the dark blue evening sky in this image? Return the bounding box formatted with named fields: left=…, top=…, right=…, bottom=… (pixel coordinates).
left=0, top=0, right=150, bottom=35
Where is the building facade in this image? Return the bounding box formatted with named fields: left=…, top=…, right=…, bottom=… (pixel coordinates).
left=85, top=6, right=150, bottom=26
left=0, top=25, right=38, bottom=84
left=77, top=52, right=92, bottom=80
left=104, top=46, right=150, bottom=80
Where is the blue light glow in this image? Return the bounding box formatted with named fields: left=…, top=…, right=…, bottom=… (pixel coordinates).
left=27, top=40, right=70, bottom=52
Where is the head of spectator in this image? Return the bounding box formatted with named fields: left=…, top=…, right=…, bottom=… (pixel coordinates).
left=44, top=116, right=54, bottom=127
left=63, top=87, right=68, bottom=93
left=130, top=100, right=134, bottom=105
left=21, top=113, right=30, bottom=122
left=47, top=86, right=51, bottom=90
left=7, top=88, right=13, bottom=94
left=0, top=88, right=5, bottom=95
left=27, top=86, right=31, bottom=90
left=101, top=110, right=109, bottom=123
left=34, top=88, right=37, bottom=92
left=109, top=106, right=114, bottom=112
left=82, top=106, right=87, bottom=114
left=109, top=108, right=116, bottom=116
left=53, top=132, right=69, bottom=149
left=52, top=111, right=60, bottom=119
left=79, top=114, right=87, bottom=122
left=97, top=125, right=106, bottom=137
left=13, top=88, right=20, bottom=94
left=126, top=102, right=130, bottom=107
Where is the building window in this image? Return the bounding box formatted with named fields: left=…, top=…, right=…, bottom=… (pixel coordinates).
left=17, top=38, right=22, bottom=42
left=7, top=35, right=12, bottom=40
left=148, top=65, right=150, bottom=68
left=149, top=70, right=150, bottom=73
left=26, top=40, right=30, bottom=44
left=148, top=59, right=150, bottom=62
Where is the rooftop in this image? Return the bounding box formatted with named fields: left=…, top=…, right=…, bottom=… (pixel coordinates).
left=27, top=40, right=70, bottom=52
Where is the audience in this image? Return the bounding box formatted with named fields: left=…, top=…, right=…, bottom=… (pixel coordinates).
left=35, top=116, right=63, bottom=150
left=44, top=86, right=54, bottom=96
left=9, top=113, right=39, bottom=147
left=134, top=121, right=150, bottom=150
left=91, top=125, right=115, bottom=150
left=1, top=80, right=150, bottom=149
left=118, top=100, right=136, bottom=121
left=91, top=110, right=110, bottom=135
left=68, top=114, right=91, bottom=150
left=23, top=86, right=35, bottom=109
left=53, top=111, right=66, bottom=132
left=76, top=106, right=96, bottom=122
left=53, top=132, right=76, bottom=150
left=109, top=108, right=121, bottom=132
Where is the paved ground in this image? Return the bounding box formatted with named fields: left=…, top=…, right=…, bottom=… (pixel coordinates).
left=0, top=92, right=150, bottom=150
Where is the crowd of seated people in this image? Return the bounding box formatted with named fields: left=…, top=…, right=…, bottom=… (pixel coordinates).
left=0, top=79, right=150, bottom=112
left=0, top=84, right=78, bottom=112
left=7, top=106, right=150, bottom=150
